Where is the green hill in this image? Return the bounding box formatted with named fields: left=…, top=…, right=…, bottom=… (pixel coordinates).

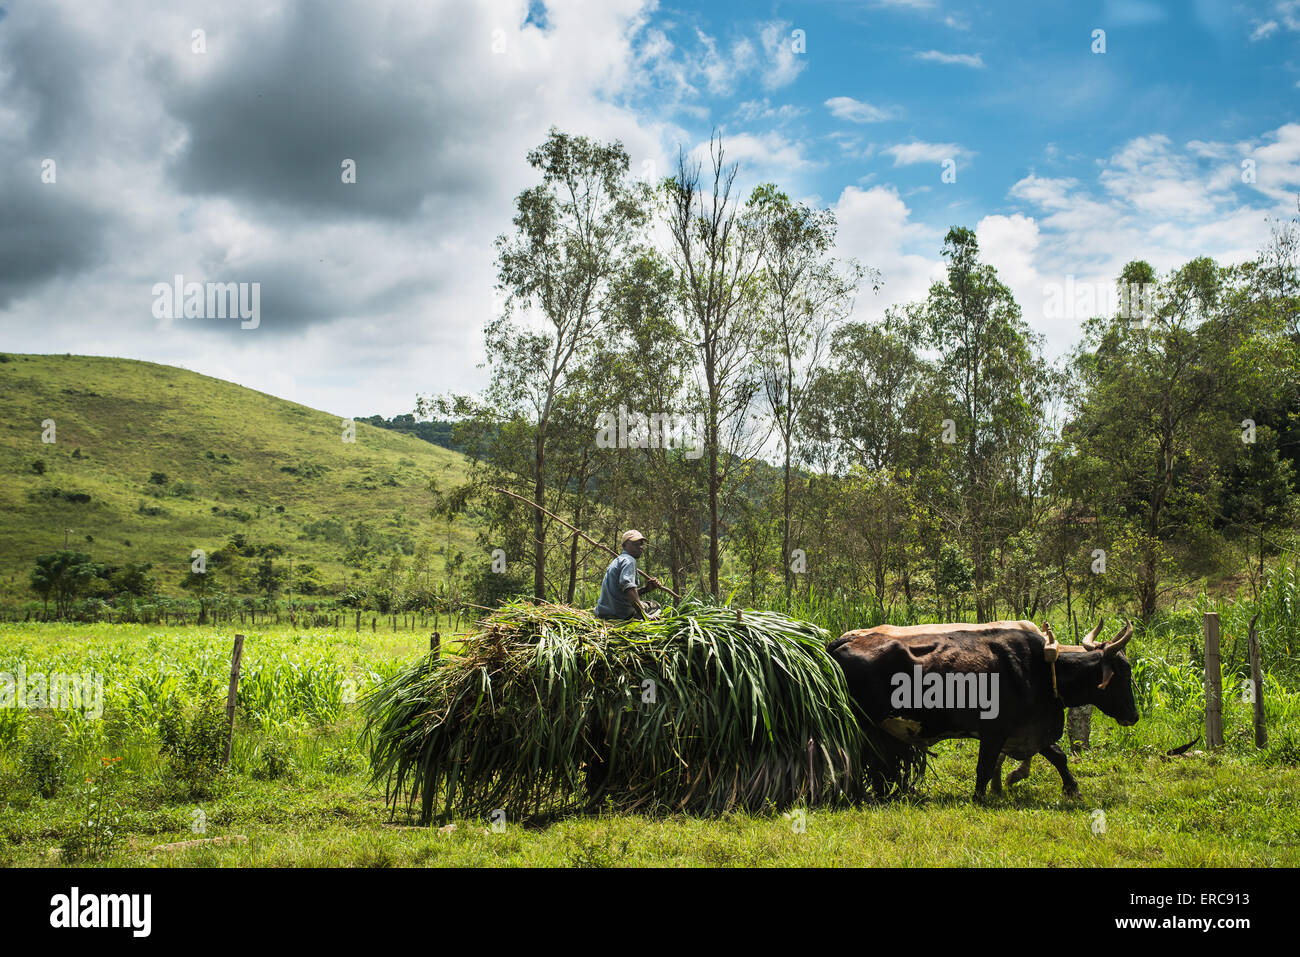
left=0, top=353, right=480, bottom=605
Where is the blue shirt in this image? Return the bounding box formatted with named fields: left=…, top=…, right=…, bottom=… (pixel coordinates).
left=595, top=552, right=641, bottom=620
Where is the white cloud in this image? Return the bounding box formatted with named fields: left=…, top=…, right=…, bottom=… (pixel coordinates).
left=825, top=96, right=896, bottom=123
left=734, top=98, right=805, bottom=123
left=758, top=20, right=807, bottom=90
left=975, top=213, right=1048, bottom=335
left=832, top=185, right=944, bottom=316
left=1276, top=0, right=1300, bottom=30
left=1008, top=175, right=1078, bottom=211
left=914, top=50, right=985, bottom=67
left=829, top=130, right=875, bottom=160
left=1250, top=20, right=1280, bottom=40
left=882, top=140, right=969, bottom=165
left=695, top=130, right=816, bottom=174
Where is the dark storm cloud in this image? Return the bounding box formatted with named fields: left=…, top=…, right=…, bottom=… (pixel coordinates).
left=0, top=6, right=115, bottom=307
left=0, top=6, right=98, bottom=149
left=145, top=255, right=438, bottom=338
left=159, top=2, right=494, bottom=220
left=0, top=180, right=107, bottom=309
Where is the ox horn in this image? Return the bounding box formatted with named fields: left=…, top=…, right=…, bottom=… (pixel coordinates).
left=1103, top=620, right=1134, bottom=657
left=1080, top=617, right=1105, bottom=651
left=1041, top=621, right=1059, bottom=662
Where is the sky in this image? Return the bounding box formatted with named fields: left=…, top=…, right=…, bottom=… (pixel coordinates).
left=1, top=0, right=1298, bottom=418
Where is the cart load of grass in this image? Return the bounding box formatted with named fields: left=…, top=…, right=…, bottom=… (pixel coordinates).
left=363, top=601, right=866, bottom=823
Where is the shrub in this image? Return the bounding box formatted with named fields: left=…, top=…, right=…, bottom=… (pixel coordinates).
left=61, top=756, right=124, bottom=862
left=168, top=480, right=196, bottom=498
left=21, top=717, right=67, bottom=798
left=1263, top=729, right=1300, bottom=767
left=252, top=739, right=294, bottom=780
left=322, top=747, right=360, bottom=776
left=158, top=692, right=227, bottom=797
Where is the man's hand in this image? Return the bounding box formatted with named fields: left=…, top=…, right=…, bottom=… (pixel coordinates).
left=643, top=575, right=661, bottom=594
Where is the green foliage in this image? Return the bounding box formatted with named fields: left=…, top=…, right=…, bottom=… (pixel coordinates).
left=168, top=479, right=197, bottom=498
left=252, top=739, right=294, bottom=780
left=29, top=551, right=102, bottom=618
left=1263, top=728, right=1300, bottom=767
left=322, top=746, right=360, bottom=775
left=158, top=691, right=227, bottom=797
left=933, top=542, right=973, bottom=618
left=61, top=756, right=124, bottom=862
left=21, top=716, right=68, bottom=798
left=0, top=705, right=23, bottom=751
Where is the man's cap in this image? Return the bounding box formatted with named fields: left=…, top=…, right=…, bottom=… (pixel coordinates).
left=620, top=529, right=646, bottom=546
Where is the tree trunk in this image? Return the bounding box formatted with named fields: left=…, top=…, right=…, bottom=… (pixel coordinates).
left=533, top=432, right=546, bottom=601
left=782, top=447, right=792, bottom=605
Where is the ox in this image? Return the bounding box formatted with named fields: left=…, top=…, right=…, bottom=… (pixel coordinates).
left=827, top=618, right=1137, bottom=799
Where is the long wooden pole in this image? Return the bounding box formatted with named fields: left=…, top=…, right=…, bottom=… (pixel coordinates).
left=491, top=486, right=682, bottom=600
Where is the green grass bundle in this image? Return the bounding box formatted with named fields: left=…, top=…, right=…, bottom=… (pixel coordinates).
left=363, top=601, right=866, bottom=823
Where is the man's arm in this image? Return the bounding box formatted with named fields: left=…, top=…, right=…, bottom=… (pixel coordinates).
left=624, top=585, right=650, bottom=620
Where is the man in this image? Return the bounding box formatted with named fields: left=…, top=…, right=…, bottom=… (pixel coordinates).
left=594, top=530, right=662, bottom=621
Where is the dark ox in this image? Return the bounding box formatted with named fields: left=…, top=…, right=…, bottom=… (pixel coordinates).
left=827, top=619, right=1138, bottom=799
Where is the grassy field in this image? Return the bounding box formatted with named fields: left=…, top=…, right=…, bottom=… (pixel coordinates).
left=0, top=353, right=479, bottom=605
left=3, top=621, right=1298, bottom=867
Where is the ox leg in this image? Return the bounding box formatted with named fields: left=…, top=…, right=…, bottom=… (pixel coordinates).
left=1006, top=758, right=1033, bottom=787
left=975, top=735, right=1007, bottom=800
left=1039, top=742, right=1080, bottom=797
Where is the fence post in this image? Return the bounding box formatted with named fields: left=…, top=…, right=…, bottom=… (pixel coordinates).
left=223, top=634, right=245, bottom=766
left=1204, top=612, right=1223, bottom=749
left=1247, top=613, right=1267, bottom=748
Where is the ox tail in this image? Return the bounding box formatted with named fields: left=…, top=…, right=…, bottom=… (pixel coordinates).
left=859, top=720, right=927, bottom=799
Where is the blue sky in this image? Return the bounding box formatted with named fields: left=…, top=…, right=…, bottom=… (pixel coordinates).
left=1, top=0, right=1297, bottom=415
left=616, top=0, right=1298, bottom=268
left=641, top=0, right=1297, bottom=217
